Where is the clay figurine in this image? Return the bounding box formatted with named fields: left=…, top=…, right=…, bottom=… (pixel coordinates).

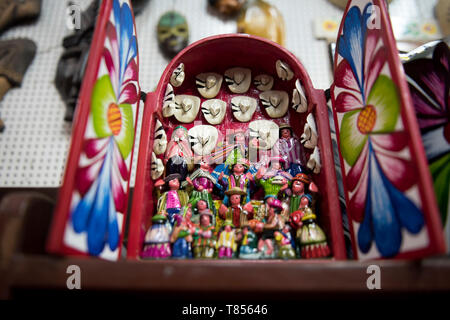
left=186, top=158, right=217, bottom=216
left=289, top=173, right=316, bottom=215
left=164, top=126, right=193, bottom=180
left=255, top=156, right=292, bottom=201
left=156, top=173, right=189, bottom=226
left=237, top=226, right=260, bottom=259
left=258, top=199, right=285, bottom=258
left=216, top=220, right=237, bottom=258
left=192, top=209, right=216, bottom=259
left=141, top=213, right=172, bottom=259
left=274, top=225, right=296, bottom=259
left=170, top=208, right=194, bottom=258
left=219, top=158, right=253, bottom=205
left=218, top=187, right=254, bottom=229
left=273, top=123, right=304, bottom=176
left=157, top=11, right=189, bottom=58
left=297, top=207, right=330, bottom=259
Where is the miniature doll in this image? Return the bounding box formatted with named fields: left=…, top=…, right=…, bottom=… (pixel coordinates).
left=273, top=123, right=304, bottom=176
left=258, top=199, right=285, bottom=258
left=289, top=173, right=317, bottom=215
left=237, top=226, right=260, bottom=259
left=216, top=220, right=237, bottom=259
left=297, top=207, right=330, bottom=259
left=156, top=173, right=189, bottom=226
left=141, top=213, right=172, bottom=259
left=186, top=158, right=217, bottom=216
left=255, top=156, right=292, bottom=200
left=218, top=158, right=253, bottom=205
left=192, top=209, right=216, bottom=259
left=164, top=126, right=193, bottom=181
left=274, top=225, right=296, bottom=259
left=218, top=187, right=254, bottom=230
left=170, top=209, right=194, bottom=259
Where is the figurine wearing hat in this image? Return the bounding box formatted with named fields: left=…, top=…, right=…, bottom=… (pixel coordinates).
left=218, top=157, right=253, bottom=205
left=192, top=209, right=216, bottom=259
left=273, top=123, right=304, bottom=176
left=157, top=173, right=189, bottom=226
left=216, top=220, right=237, bottom=259
left=218, top=187, right=254, bottom=229
left=258, top=198, right=285, bottom=257
left=289, top=173, right=317, bottom=214
left=255, top=156, right=292, bottom=200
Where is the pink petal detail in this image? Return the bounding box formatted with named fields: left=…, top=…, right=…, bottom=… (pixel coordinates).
left=75, top=156, right=104, bottom=195
left=363, top=29, right=381, bottom=82
left=364, top=48, right=387, bottom=96
left=118, top=82, right=138, bottom=104
left=370, top=132, right=409, bottom=152
left=346, top=143, right=369, bottom=191
left=111, top=159, right=126, bottom=213
left=103, top=48, right=118, bottom=96
left=122, top=59, right=138, bottom=85
left=335, top=91, right=364, bottom=113
left=348, top=160, right=368, bottom=223
left=84, top=138, right=109, bottom=159
left=114, top=142, right=129, bottom=180
left=373, top=147, right=417, bottom=191
left=335, top=59, right=363, bottom=96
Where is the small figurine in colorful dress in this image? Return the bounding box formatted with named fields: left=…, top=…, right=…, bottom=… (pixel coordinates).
left=218, top=187, right=254, bottom=230
left=219, top=158, right=253, bottom=205
left=297, top=207, right=330, bottom=259
left=156, top=173, right=189, bottom=226
left=192, top=209, right=216, bottom=259
left=237, top=226, right=260, bottom=259
left=141, top=213, right=172, bottom=259
left=274, top=224, right=296, bottom=259
left=164, top=126, right=193, bottom=181
left=170, top=209, right=194, bottom=259
left=186, top=158, right=217, bottom=215
left=273, top=123, right=304, bottom=176
left=289, top=173, right=315, bottom=214
left=216, top=220, right=237, bottom=259
left=255, top=156, right=292, bottom=201
left=258, top=199, right=285, bottom=258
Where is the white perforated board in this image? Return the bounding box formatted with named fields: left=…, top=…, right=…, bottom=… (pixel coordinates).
left=0, top=0, right=438, bottom=187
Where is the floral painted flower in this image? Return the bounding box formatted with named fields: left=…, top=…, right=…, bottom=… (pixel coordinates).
left=71, top=0, right=138, bottom=256
left=404, top=42, right=450, bottom=225
left=333, top=4, right=424, bottom=257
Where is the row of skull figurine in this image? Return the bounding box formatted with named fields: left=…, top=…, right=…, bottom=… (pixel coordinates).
left=144, top=121, right=330, bottom=259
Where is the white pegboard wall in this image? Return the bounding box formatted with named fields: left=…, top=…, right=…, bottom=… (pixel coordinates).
left=0, top=0, right=437, bottom=187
